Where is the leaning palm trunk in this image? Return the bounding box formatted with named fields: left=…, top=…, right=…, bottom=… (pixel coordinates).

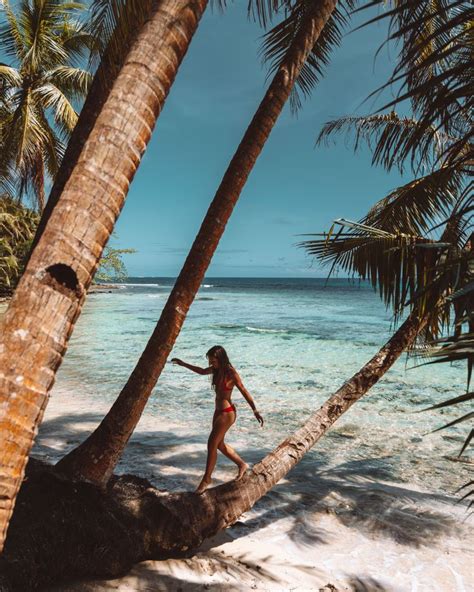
left=57, top=0, right=341, bottom=485
left=2, top=313, right=424, bottom=590
left=0, top=0, right=208, bottom=552
left=157, top=312, right=425, bottom=549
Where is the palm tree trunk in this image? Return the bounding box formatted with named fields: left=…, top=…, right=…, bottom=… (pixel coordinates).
left=57, top=0, right=341, bottom=485
left=0, top=0, right=208, bottom=553
left=157, top=312, right=425, bottom=551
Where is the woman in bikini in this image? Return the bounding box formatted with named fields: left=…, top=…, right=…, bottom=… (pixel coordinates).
left=171, top=345, right=264, bottom=494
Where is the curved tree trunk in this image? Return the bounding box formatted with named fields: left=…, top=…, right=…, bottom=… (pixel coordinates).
left=1, top=314, right=423, bottom=590
left=57, top=0, right=341, bottom=485
left=187, top=313, right=425, bottom=542
left=0, top=0, right=208, bottom=552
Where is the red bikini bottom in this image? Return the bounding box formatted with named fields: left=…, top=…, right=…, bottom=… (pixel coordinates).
left=221, top=404, right=236, bottom=413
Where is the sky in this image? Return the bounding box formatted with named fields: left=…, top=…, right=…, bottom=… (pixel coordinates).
left=3, top=2, right=411, bottom=277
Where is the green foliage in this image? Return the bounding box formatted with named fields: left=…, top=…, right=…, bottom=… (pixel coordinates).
left=300, top=0, right=473, bottom=500
left=95, top=246, right=136, bottom=283
left=0, top=0, right=94, bottom=210
left=0, top=194, right=39, bottom=295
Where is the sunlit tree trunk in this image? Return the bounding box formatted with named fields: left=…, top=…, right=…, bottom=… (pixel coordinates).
left=58, top=0, right=341, bottom=486
left=0, top=0, right=208, bottom=552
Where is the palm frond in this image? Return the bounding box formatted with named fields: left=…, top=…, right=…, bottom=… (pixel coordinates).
left=421, top=392, right=474, bottom=412
left=0, top=63, right=23, bottom=88
left=45, top=66, right=92, bottom=100
left=317, top=111, right=461, bottom=175
left=247, top=0, right=291, bottom=28
left=33, top=83, right=78, bottom=135
left=0, top=0, right=26, bottom=60
left=362, top=166, right=462, bottom=236
left=357, top=0, right=473, bottom=164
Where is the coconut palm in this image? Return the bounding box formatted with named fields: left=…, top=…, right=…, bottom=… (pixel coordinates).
left=57, top=0, right=354, bottom=484
left=0, top=0, right=93, bottom=211
left=0, top=195, right=39, bottom=295
left=3, top=2, right=468, bottom=583
left=0, top=0, right=211, bottom=553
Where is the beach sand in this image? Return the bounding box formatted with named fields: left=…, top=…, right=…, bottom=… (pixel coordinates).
left=31, top=386, right=472, bottom=592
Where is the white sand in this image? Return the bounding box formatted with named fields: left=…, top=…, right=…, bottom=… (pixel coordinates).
left=30, top=386, right=473, bottom=592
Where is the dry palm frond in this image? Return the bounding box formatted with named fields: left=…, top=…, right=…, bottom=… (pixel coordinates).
left=317, top=111, right=461, bottom=175
left=357, top=0, right=473, bottom=166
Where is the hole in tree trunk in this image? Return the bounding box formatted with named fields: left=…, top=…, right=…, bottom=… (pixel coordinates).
left=42, top=264, right=81, bottom=298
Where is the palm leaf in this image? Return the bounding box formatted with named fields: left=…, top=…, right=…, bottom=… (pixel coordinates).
left=247, top=0, right=291, bottom=28
left=45, top=66, right=92, bottom=100
left=317, top=111, right=459, bottom=175
left=33, top=83, right=78, bottom=134
left=0, top=63, right=23, bottom=87
left=0, top=0, right=26, bottom=60
left=421, top=392, right=474, bottom=411
left=357, top=0, right=473, bottom=164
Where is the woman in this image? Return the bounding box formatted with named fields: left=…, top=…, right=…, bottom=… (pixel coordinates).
left=171, top=345, right=264, bottom=494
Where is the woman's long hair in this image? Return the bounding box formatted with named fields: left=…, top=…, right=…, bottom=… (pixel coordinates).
left=206, top=345, right=233, bottom=391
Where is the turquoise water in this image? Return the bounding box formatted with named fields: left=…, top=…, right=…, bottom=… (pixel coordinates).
left=54, top=278, right=471, bottom=493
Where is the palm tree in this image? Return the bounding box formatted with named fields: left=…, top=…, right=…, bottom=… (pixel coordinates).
left=28, top=0, right=163, bottom=253
left=3, top=2, right=470, bottom=583
left=0, top=0, right=93, bottom=211
left=56, top=0, right=351, bottom=485
left=0, top=0, right=210, bottom=553
left=0, top=195, right=39, bottom=295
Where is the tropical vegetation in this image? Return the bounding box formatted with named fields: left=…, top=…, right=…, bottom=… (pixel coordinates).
left=0, top=0, right=93, bottom=211
left=301, top=0, right=473, bottom=497
left=95, top=244, right=136, bottom=283
left=0, top=195, right=39, bottom=296
left=0, top=0, right=471, bottom=588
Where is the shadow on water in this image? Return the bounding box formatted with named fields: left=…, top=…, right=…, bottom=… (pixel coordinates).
left=35, top=412, right=460, bottom=554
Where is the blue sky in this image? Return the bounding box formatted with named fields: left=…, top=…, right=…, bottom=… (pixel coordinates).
left=111, top=3, right=409, bottom=278
left=3, top=2, right=410, bottom=277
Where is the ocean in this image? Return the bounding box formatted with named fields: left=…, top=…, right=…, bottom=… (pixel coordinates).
left=53, top=277, right=470, bottom=495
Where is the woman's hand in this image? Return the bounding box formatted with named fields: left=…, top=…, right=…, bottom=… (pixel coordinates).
left=171, top=358, right=183, bottom=366
left=254, top=410, right=264, bottom=427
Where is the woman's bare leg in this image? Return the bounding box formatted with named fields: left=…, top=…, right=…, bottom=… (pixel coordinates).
left=196, top=413, right=233, bottom=494
left=218, top=440, right=248, bottom=480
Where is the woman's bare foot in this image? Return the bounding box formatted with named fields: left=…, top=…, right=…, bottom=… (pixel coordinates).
left=235, top=462, right=249, bottom=481
left=195, top=476, right=211, bottom=494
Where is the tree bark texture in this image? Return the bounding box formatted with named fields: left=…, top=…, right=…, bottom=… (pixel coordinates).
left=0, top=0, right=208, bottom=552
left=0, top=314, right=423, bottom=591
left=58, top=0, right=341, bottom=486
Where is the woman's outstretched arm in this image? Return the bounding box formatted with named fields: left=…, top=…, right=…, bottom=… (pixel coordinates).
left=171, top=358, right=212, bottom=375
left=231, top=368, right=264, bottom=426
